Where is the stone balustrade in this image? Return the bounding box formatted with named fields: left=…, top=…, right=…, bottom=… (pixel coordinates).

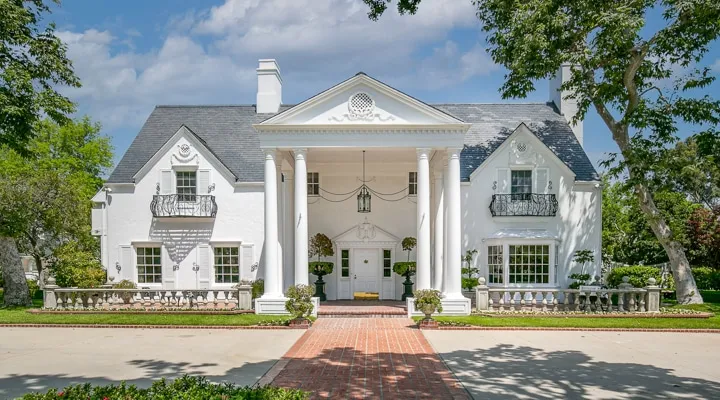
left=42, top=284, right=253, bottom=311
left=475, top=277, right=662, bottom=313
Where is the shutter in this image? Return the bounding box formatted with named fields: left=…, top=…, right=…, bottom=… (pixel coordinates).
left=198, top=170, right=210, bottom=194
left=496, top=168, right=510, bottom=194
left=160, top=170, right=173, bottom=194
left=535, top=168, right=549, bottom=194
left=119, top=245, right=134, bottom=282
left=241, top=244, right=254, bottom=280
left=197, top=244, right=211, bottom=289
left=162, top=246, right=175, bottom=289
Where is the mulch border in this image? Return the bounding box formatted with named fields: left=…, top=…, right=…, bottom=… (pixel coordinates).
left=0, top=324, right=308, bottom=330
left=420, top=325, right=720, bottom=333
left=26, top=309, right=254, bottom=315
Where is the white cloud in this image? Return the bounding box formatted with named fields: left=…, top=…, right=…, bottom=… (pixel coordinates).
left=712, top=59, right=720, bottom=73
left=57, top=0, right=496, bottom=136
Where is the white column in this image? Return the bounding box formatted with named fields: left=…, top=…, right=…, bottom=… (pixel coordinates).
left=262, top=149, right=281, bottom=298
left=294, top=148, right=309, bottom=285
left=445, top=147, right=463, bottom=298
left=276, top=158, right=284, bottom=291
left=283, top=170, right=295, bottom=291
left=432, top=168, right=444, bottom=291
left=442, top=158, right=449, bottom=294
left=416, top=148, right=431, bottom=290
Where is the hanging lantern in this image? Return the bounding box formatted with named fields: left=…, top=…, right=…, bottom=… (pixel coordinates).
left=357, top=185, right=371, bottom=213
left=357, top=150, right=371, bottom=213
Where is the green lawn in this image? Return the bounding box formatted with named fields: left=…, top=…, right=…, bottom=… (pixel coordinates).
left=423, top=291, right=720, bottom=330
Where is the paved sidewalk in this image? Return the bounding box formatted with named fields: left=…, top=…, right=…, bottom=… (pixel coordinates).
left=269, top=318, right=469, bottom=399
left=0, top=327, right=303, bottom=399
left=424, top=330, right=720, bottom=399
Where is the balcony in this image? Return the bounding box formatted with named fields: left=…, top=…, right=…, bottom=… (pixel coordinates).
left=150, top=194, right=218, bottom=218
left=489, top=194, right=558, bottom=217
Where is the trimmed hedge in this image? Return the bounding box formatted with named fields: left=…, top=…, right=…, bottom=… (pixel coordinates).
left=21, top=375, right=307, bottom=399
left=606, top=266, right=674, bottom=289
left=692, top=267, right=720, bottom=290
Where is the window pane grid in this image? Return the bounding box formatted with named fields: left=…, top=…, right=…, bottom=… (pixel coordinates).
left=508, top=245, right=549, bottom=284
left=176, top=171, right=197, bottom=202
left=341, top=249, right=349, bottom=277
left=383, top=249, right=392, bottom=277
left=137, top=247, right=162, bottom=284
left=308, top=172, right=319, bottom=196
left=510, top=170, right=532, bottom=200
left=214, top=247, right=239, bottom=283
left=487, top=245, right=503, bottom=284
left=409, top=172, right=417, bottom=195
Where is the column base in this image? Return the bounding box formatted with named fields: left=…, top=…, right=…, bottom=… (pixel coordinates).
left=254, top=297, right=289, bottom=315
left=406, top=297, right=470, bottom=317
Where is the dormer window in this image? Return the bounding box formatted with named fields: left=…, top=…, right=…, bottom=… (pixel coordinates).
left=510, top=170, right=532, bottom=201
left=176, top=171, right=197, bottom=202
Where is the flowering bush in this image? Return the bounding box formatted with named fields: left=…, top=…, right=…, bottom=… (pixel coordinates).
left=414, top=289, right=443, bottom=315
left=20, top=375, right=307, bottom=399
left=285, top=284, right=315, bottom=320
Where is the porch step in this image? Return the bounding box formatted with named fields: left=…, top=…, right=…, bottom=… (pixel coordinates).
left=317, top=311, right=408, bottom=318
left=317, top=301, right=408, bottom=318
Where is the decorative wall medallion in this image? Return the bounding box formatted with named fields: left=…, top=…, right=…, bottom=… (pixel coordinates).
left=364, top=259, right=369, bottom=264
left=510, top=139, right=536, bottom=163
left=356, top=217, right=377, bottom=242
left=172, top=142, right=199, bottom=165
left=328, top=92, right=396, bottom=123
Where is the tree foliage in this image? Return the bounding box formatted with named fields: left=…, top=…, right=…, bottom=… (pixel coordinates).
left=0, top=0, right=80, bottom=154
left=0, top=118, right=113, bottom=281
left=308, top=233, right=334, bottom=261
left=686, top=207, right=720, bottom=268
left=365, top=0, right=720, bottom=304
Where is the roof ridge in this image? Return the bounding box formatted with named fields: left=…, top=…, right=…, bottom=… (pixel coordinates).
left=431, top=102, right=551, bottom=106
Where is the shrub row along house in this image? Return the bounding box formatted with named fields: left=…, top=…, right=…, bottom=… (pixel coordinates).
left=91, top=60, right=600, bottom=315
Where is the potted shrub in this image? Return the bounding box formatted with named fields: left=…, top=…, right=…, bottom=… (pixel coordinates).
left=309, top=233, right=334, bottom=301
left=461, top=249, right=479, bottom=292
left=414, top=289, right=443, bottom=321
left=393, top=237, right=417, bottom=301
left=285, top=284, right=315, bottom=326
left=113, top=279, right=137, bottom=304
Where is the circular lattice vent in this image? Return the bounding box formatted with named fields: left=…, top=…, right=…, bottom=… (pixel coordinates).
left=348, top=92, right=374, bottom=116
left=516, top=142, right=528, bottom=153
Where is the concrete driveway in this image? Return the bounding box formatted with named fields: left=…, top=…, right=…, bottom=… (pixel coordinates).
left=424, top=330, right=720, bottom=399
left=0, top=327, right=304, bottom=400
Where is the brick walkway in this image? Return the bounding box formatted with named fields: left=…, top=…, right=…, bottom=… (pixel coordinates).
left=269, top=318, right=470, bottom=399
left=318, top=301, right=407, bottom=317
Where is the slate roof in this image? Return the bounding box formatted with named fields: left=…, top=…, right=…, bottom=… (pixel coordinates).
left=107, top=103, right=599, bottom=184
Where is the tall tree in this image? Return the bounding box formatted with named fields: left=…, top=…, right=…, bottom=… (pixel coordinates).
left=364, top=0, right=720, bottom=303
left=654, top=137, right=720, bottom=208
left=0, top=118, right=112, bottom=286
left=0, top=0, right=79, bottom=306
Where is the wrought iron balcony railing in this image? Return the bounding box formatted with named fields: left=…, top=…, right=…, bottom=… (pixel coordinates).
left=150, top=194, right=218, bottom=218
left=489, top=193, right=558, bottom=217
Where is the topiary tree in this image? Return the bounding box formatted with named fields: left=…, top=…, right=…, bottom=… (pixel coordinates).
left=285, top=284, right=315, bottom=322
left=308, top=233, right=334, bottom=301
left=393, top=237, right=417, bottom=300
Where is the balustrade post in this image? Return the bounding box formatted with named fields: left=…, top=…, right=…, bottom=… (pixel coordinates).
left=563, top=292, right=569, bottom=311
left=475, top=278, right=490, bottom=311
left=628, top=292, right=636, bottom=312
left=618, top=291, right=625, bottom=312
left=645, top=278, right=661, bottom=313
left=541, top=292, right=548, bottom=312
left=237, top=285, right=252, bottom=310
left=573, top=291, right=580, bottom=311
left=43, top=277, right=59, bottom=309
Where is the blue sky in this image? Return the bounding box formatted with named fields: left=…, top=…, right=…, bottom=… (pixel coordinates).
left=49, top=0, right=720, bottom=170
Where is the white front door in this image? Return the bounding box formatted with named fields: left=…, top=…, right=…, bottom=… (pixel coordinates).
left=353, top=248, right=379, bottom=294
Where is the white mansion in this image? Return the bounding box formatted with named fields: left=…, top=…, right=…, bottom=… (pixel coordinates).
left=91, top=60, right=601, bottom=315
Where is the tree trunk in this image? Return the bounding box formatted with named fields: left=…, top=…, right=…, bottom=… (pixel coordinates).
left=633, top=182, right=703, bottom=304
left=0, top=236, right=31, bottom=307
left=32, top=253, right=44, bottom=289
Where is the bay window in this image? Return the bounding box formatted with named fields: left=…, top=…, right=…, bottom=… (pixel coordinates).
left=484, top=242, right=555, bottom=286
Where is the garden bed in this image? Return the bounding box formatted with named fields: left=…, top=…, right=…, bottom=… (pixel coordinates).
left=472, top=309, right=713, bottom=319
left=27, top=309, right=255, bottom=315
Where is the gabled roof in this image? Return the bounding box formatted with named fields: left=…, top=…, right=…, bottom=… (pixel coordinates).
left=107, top=102, right=599, bottom=184
left=434, top=103, right=599, bottom=182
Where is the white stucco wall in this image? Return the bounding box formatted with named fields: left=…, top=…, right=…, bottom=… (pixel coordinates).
left=460, top=127, right=601, bottom=288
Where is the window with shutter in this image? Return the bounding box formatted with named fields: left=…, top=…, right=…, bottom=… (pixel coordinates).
left=119, top=245, right=134, bottom=282
left=496, top=168, right=510, bottom=194
left=198, top=170, right=210, bottom=194
left=241, top=244, right=254, bottom=280
left=160, top=170, right=173, bottom=195
left=535, top=168, right=549, bottom=194
left=197, top=244, right=210, bottom=288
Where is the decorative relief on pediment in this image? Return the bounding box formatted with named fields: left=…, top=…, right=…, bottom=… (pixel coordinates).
left=171, top=142, right=199, bottom=165
left=509, top=139, right=537, bottom=165
left=328, top=92, right=396, bottom=123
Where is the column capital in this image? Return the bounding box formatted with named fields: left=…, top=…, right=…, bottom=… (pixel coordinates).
left=293, top=148, right=308, bottom=158
left=262, top=148, right=277, bottom=158
left=446, top=147, right=462, bottom=158
left=416, top=148, right=432, bottom=159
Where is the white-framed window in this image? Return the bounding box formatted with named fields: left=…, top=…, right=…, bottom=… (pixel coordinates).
left=485, top=242, right=554, bottom=286
left=487, top=245, right=503, bottom=284
left=308, top=172, right=319, bottom=196
left=214, top=247, right=239, bottom=284
left=136, top=247, right=162, bottom=284
left=176, top=171, right=197, bottom=201
left=409, top=172, right=417, bottom=196
left=510, top=170, right=532, bottom=200
left=341, top=249, right=350, bottom=277
left=508, top=244, right=550, bottom=284
left=383, top=249, right=392, bottom=277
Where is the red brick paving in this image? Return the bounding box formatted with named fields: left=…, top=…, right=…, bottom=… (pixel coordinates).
left=270, top=318, right=470, bottom=399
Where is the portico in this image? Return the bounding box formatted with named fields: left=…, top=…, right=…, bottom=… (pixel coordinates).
left=253, top=71, right=471, bottom=314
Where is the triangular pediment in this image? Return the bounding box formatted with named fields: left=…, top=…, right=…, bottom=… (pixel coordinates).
left=260, top=73, right=464, bottom=126
left=332, top=218, right=401, bottom=245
